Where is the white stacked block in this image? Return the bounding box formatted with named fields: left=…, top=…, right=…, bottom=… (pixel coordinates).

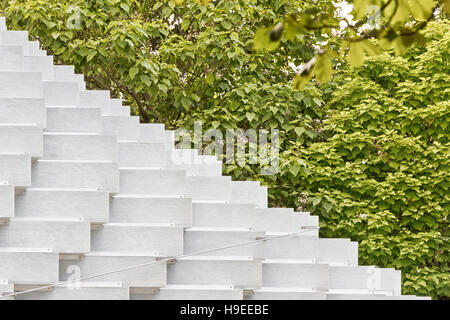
left=168, top=256, right=262, bottom=289
left=119, top=168, right=186, bottom=195
left=44, top=81, right=80, bottom=106
left=60, top=252, right=166, bottom=288
left=262, top=261, right=329, bottom=290
left=0, top=98, right=46, bottom=128
left=0, top=44, right=23, bottom=56
left=109, top=99, right=130, bottom=116
left=132, top=285, right=243, bottom=300
left=139, top=123, right=166, bottom=143
left=46, top=106, right=102, bottom=133
left=184, top=176, right=232, bottom=201
left=15, top=188, right=109, bottom=223
left=192, top=202, right=256, bottom=228
left=329, top=266, right=402, bottom=295
left=247, top=288, right=326, bottom=300
left=91, top=223, right=184, bottom=256
left=110, top=195, right=192, bottom=226
left=0, top=184, right=14, bottom=219
left=16, top=283, right=130, bottom=300
left=0, top=218, right=90, bottom=253
left=0, top=124, right=43, bottom=157
left=0, top=30, right=28, bottom=45
left=102, top=116, right=140, bottom=140
left=0, top=249, right=58, bottom=284
left=254, top=208, right=318, bottom=233
left=24, top=56, right=54, bottom=80
left=0, top=153, right=31, bottom=187
left=232, top=181, right=268, bottom=208
left=79, top=90, right=110, bottom=114
left=262, top=236, right=319, bottom=260
left=118, top=142, right=167, bottom=168
left=184, top=228, right=264, bottom=258
left=0, top=17, right=6, bottom=31
left=43, top=133, right=118, bottom=162
left=0, top=71, right=43, bottom=98
left=318, top=239, right=358, bottom=265
left=32, top=160, right=119, bottom=193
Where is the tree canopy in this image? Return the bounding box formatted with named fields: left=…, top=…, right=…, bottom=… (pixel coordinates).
left=1, top=0, right=448, bottom=298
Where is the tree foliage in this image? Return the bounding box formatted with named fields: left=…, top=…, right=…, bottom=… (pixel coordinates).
left=297, top=21, right=449, bottom=299
left=1, top=1, right=448, bottom=298
left=2, top=0, right=324, bottom=124
left=253, top=0, right=449, bottom=89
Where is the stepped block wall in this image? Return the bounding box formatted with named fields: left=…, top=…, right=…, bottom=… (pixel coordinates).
left=0, top=19, right=430, bottom=300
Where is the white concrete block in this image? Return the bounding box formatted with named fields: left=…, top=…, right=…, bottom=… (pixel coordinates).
left=119, top=169, right=185, bottom=196
left=231, top=181, right=267, bottom=208
left=247, top=288, right=326, bottom=300
left=262, top=236, right=319, bottom=260
left=0, top=56, right=23, bottom=70
left=43, top=133, right=118, bottom=162
left=0, top=98, right=46, bottom=128
left=15, top=188, right=109, bottom=223
left=16, top=283, right=130, bottom=300
left=79, top=90, right=110, bottom=114
left=168, top=256, right=262, bottom=289
left=0, top=45, right=23, bottom=56
left=329, top=266, right=402, bottom=295
left=262, top=261, right=329, bottom=290
left=52, top=65, right=74, bottom=80
left=102, top=116, right=140, bottom=140
left=326, top=293, right=428, bottom=300
left=44, top=81, right=80, bottom=106
left=0, top=124, right=43, bottom=157
left=110, top=195, right=192, bottom=226
left=0, top=17, right=6, bottom=31
left=192, top=202, right=257, bottom=228
left=23, top=41, right=44, bottom=56
left=184, top=176, right=232, bottom=201
left=0, top=71, right=43, bottom=98
left=0, top=250, right=59, bottom=284
left=46, top=106, right=102, bottom=133
left=318, top=238, right=356, bottom=265
left=0, top=218, right=90, bottom=253
left=132, top=285, right=243, bottom=300
left=184, top=228, right=264, bottom=258
left=0, top=153, right=31, bottom=187
left=118, top=142, right=167, bottom=168
left=140, top=123, right=166, bottom=143
left=0, top=31, right=28, bottom=45
left=91, top=223, right=184, bottom=256
left=60, top=253, right=166, bottom=288
left=0, top=184, right=14, bottom=218
left=32, top=160, right=119, bottom=193
left=23, top=56, right=54, bottom=80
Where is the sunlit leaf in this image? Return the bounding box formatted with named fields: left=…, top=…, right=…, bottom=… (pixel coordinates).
left=314, top=53, right=333, bottom=84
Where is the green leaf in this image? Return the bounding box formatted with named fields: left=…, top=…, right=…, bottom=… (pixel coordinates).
left=409, top=0, right=436, bottom=20
left=205, top=72, right=214, bottom=85
left=253, top=27, right=280, bottom=51
left=314, top=53, right=333, bottom=84
left=348, top=42, right=365, bottom=66
left=246, top=112, right=256, bottom=122
left=129, top=66, right=139, bottom=80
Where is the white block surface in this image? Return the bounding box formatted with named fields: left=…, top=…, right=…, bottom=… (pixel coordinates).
left=32, top=160, right=119, bottom=192
left=0, top=98, right=46, bottom=128
left=15, top=188, right=109, bottom=223
left=0, top=219, right=90, bottom=253
left=46, top=106, right=102, bottom=133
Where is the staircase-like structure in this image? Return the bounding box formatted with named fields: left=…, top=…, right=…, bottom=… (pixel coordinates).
left=0, top=18, right=430, bottom=300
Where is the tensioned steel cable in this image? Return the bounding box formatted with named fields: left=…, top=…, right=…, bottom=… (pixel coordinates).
left=1, top=227, right=319, bottom=299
